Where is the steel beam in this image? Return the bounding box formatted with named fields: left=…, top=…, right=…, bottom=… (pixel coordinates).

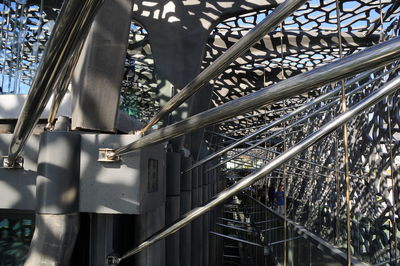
left=218, top=217, right=251, bottom=225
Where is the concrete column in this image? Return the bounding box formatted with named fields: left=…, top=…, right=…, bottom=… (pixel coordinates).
left=210, top=168, right=224, bottom=266
left=180, top=156, right=192, bottom=266
left=166, top=152, right=181, bottom=196
left=202, top=167, right=210, bottom=266
left=147, top=205, right=166, bottom=266
left=165, top=152, right=181, bottom=266
left=191, top=166, right=203, bottom=266
left=88, top=214, right=115, bottom=266
left=132, top=204, right=166, bottom=266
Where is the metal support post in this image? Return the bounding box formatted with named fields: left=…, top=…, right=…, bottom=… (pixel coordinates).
left=180, top=156, right=192, bottom=266
left=165, top=152, right=181, bottom=266
left=24, top=125, right=81, bottom=266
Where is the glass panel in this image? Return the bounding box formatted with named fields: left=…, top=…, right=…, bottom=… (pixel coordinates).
left=0, top=212, right=34, bottom=266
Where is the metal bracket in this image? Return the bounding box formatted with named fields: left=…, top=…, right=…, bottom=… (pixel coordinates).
left=106, top=255, right=120, bottom=266
left=98, top=148, right=120, bottom=162
left=1, top=156, right=24, bottom=169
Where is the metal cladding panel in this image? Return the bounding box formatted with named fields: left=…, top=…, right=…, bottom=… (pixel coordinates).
left=147, top=204, right=166, bottom=266
left=201, top=166, right=208, bottom=185
left=203, top=208, right=210, bottom=266
left=202, top=184, right=209, bottom=204
left=132, top=204, right=166, bottom=266
left=191, top=212, right=203, bottom=266
left=191, top=187, right=199, bottom=208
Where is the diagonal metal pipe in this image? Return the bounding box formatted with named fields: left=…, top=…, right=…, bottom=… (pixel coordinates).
left=184, top=69, right=376, bottom=174
left=46, top=45, right=84, bottom=128
left=207, top=67, right=393, bottom=172
left=210, top=231, right=264, bottom=247
left=7, top=0, right=104, bottom=164
left=206, top=129, right=361, bottom=179
left=220, top=105, right=297, bottom=124
left=113, top=73, right=400, bottom=264
left=113, top=37, right=400, bottom=157
left=141, top=0, right=308, bottom=133
left=214, top=148, right=332, bottom=179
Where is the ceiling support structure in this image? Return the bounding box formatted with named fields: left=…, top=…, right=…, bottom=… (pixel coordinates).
left=113, top=37, right=400, bottom=157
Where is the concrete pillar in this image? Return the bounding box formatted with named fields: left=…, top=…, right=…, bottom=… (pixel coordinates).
left=165, top=152, right=181, bottom=266
left=132, top=204, right=166, bottom=266
left=88, top=214, right=115, bottom=266
left=166, top=152, right=181, bottom=196
left=25, top=131, right=81, bottom=266
left=180, top=156, right=192, bottom=266
left=201, top=167, right=210, bottom=266
left=181, top=157, right=192, bottom=191
left=191, top=166, right=203, bottom=266
left=210, top=168, right=224, bottom=266
left=71, top=0, right=134, bottom=132
left=147, top=205, right=166, bottom=266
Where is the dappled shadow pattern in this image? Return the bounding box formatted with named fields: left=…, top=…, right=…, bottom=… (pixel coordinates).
left=206, top=0, right=398, bottom=136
